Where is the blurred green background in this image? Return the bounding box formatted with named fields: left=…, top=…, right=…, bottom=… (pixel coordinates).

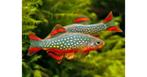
left=22, top=0, right=125, bottom=77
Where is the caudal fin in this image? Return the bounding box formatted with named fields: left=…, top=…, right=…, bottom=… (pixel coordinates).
left=103, top=11, right=123, bottom=32
left=29, top=32, right=42, bottom=41
left=28, top=32, right=42, bottom=56
left=28, top=47, right=42, bottom=56
left=106, top=26, right=122, bottom=32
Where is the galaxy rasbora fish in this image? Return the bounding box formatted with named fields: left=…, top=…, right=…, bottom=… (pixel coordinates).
left=28, top=29, right=104, bottom=61
left=46, top=11, right=122, bottom=39
left=65, top=11, right=123, bottom=35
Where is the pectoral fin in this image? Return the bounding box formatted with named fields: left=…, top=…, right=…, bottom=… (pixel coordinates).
left=65, top=52, right=75, bottom=60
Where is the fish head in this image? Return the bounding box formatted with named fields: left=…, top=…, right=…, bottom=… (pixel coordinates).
left=87, top=37, right=105, bottom=50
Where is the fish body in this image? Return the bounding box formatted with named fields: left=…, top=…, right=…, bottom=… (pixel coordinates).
left=57, top=11, right=122, bottom=37
left=65, top=23, right=108, bottom=36
left=31, top=33, right=103, bottom=50
left=45, top=12, right=122, bottom=40
left=28, top=32, right=104, bottom=60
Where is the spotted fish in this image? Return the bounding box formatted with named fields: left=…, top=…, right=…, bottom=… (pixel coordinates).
left=46, top=11, right=122, bottom=39
left=65, top=11, right=122, bottom=36
left=28, top=28, right=104, bottom=61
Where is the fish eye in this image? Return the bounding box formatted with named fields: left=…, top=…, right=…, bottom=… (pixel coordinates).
left=96, top=41, right=100, bottom=45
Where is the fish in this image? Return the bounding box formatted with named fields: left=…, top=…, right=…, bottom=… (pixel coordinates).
left=46, top=11, right=122, bottom=39
left=28, top=27, right=104, bottom=61
left=65, top=11, right=123, bottom=35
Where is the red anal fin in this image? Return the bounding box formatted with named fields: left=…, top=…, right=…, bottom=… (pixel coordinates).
left=28, top=47, right=42, bottom=56
left=107, top=26, right=123, bottom=32
left=103, top=11, right=113, bottom=23
left=47, top=48, right=64, bottom=55
left=29, top=32, right=41, bottom=41
left=50, top=24, right=66, bottom=36
left=47, top=48, right=77, bottom=55
left=47, top=52, right=63, bottom=60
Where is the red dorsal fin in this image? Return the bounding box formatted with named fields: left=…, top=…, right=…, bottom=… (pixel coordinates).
left=103, top=11, right=113, bottom=23
left=27, top=47, right=42, bottom=56
left=50, top=24, right=66, bottom=37
left=29, top=32, right=41, bottom=41
left=74, top=17, right=90, bottom=23
left=45, top=24, right=66, bottom=39
left=107, top=26, right=123, bottom=32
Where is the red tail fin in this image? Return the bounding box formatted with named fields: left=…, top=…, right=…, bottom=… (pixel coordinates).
left=103, top=11, right=113, bottom=23
left=27, top=47, right=42, bottom=56
left=107, top=26, right=123, bottom=32
left=28, top=32, right=42, bottom=56
left=29, top=33, right=42, bottom=41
